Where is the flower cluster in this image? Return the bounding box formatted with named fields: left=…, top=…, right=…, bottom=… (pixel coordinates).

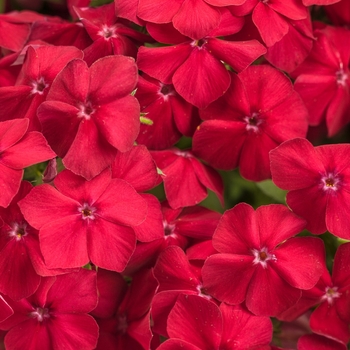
left=0, top=0, right=349, bottom=349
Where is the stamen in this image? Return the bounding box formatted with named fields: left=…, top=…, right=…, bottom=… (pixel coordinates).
left=79, top=203, right=96, bottom=220
left=31, top=77, right=49, bottom=95
left=244, top=112, right=262, bottom=132
left=321, top=173, right=341, bottom=192
left=321, top=286, right=341, bottom=305
left=252, top=247, right=277, bottom=269
left=9, top=223, right=28, bottom=241
left=30, top=307, right=50, bottom=322
left=77, top=101, right=95, bottom=120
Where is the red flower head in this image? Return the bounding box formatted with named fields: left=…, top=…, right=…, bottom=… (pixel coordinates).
left=270, top=138, right=350, bottom=239
left=0, top=270, right=99, bottom=350
left=193, top=65, right=308, bottom=181
left=0, top=118, right=56, bottom=208
left=37, top=55, right=140, bottom=180
left=18, top=169, right=147, bottom=272
left=292, top=25, right=350, bottom=136
left=202, top=203, right=325, bottom=316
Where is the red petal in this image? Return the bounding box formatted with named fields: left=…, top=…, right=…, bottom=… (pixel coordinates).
left=87, top=219, right=136, bottom=272
left=326, top=189, right=350, bottom=240
left=193, top=120, right=246, bottom=170
left=96, top=178, right=147, bottom=226
left=273, top=237, right=325, bottom=289
left=40, top=216, right=89, bottom=269
left=213, top=203, right=259, bottom=254
left=310, top=302, right=350, bottom=344
left=54, top=168, right=111, bottom=204
left=173, top=0, right=221, bottom=40
left=38, top=101, right=81, bottom=158
left=137, top=44, right=192, bottom=84
left=298, top=334, right=347, bottom=350
left=153, top=246, right=200, bottom=292
left=256, top=204, right=306, bottom=248
left=173, top=48, right=230, bottom=108
left=253, top=3, right=289, bottom=46
left=220, top=304, right=273, bottom=348
left=111, top=145, right=158, bottom=191
left=191, top=159, right=224, bottom=206
left=1, top=132, right=55, bottom=169
left=161, top=155, right=207, bottom=209
left=206, top=38, right=266, bottom=72
left=0, top=239, right=40, bottom=300
left=46, top=58, right=90, bottom=105
left=286, top=187, right=328, bottom=234
left=0, top=164, right=22, bottom=208
left=167, top=295, right=222, bottom=349
left=0, top=119, right=28, bottom=152
left=202, top=253, right=255, bottom=305
left=89, top=55, right=138, bottom=102
left=270, top=138, right=325, bottom=190
left=246, top=266, right=301, bottom=316
left=133, top=194, right=164, bottom=242
left=63, top=119, right=117, bottom=180
left=47, top=270, right=97, bottom=313
left=94, top=95, right=140, bottom=152
left=18, top=184, right=80, bottom=229
left=48, top=314, right=99, bottom=350
left=137, top=0, right=183, bottom=23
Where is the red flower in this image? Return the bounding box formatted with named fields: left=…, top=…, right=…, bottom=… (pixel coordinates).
left=0, top=270, right=99, bottom=350
left=0, top=45, right=83, bottom=131
left=137, top=0, right=246, bottom=40
left=202, top=203, right=325, bottom=316
left=270, top=138, right=350, bottom=239
left=37, top=55, right=140, bottom=180
left=135, top=74, right=199, bottom=149
left=74, top=2, right=150, bottom=65
left=0, top=181, right=69, bottom=301
left=292, top=25, right=350, bottom=136
left=0, top=118, right=56, bottom=208
left=18, top=169, right=147, bottom=272
left=92, top=268, right=158, bottom=350
left=137, top=17, right=265, bottom=108
left=151, top=148, right=224, bottom=209
left=157, top=294, right=272, bottom=350
left=193, top=65, right=308, bottom=181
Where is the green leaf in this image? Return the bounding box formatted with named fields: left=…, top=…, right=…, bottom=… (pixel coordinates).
left=256, top=179, right=287, bottom=203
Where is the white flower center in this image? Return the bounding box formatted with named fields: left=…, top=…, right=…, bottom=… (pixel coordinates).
left=321, top=286, right=341, bottom=305
left=252, top=247, right=277, bottom=269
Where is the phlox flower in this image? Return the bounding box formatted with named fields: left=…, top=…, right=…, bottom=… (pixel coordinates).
left=157, top=294, right=272, bottom=350
left=0, top=118, right=56, bottom=208
left=18, top=168, right=147, bottom=272
left=270, top=138, right=350, bottom=239
left=193, top=65, right=308, bottom=181
left=202, top=203, right=325, bottom=316
left=37, top=55, right=140, bottom=180
left=0, top=270, right=99, bottom=350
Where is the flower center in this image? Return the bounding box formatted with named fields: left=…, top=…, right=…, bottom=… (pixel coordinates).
left=243, top=112, right=262, bottom=132
left=336, top=64, right=348, bottom=87
left=321, top=286, right=341, bottom=305
left=163, top=220, right=176, bottom=238
left=79, top=203, right=96, bottom=220
left=196, top=284, right=212, bottom=300
left=252, top=247, right=277, bottom=268
left=191, top=38, right=207, bottom=49
left=321, top=173, right=341, bottom=192
left=30, top=307, right=50, bottom=322
left=98, top=25, right=117, bottom=39
left=9, top=223, right=28, bottom=241
left=31, top=77, right=49, bottom=95
left=117, top=314, right=128, bottom=334
left=77, top=101, right=95, bottom=120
